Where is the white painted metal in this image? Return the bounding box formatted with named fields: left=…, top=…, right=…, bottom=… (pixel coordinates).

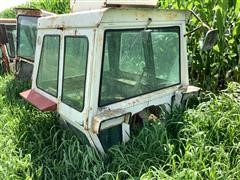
left=70, top=0, right=158, bottom=12
left=88, top=22, right=187, bottom=132
left=38, top=8, right=189, bottom=29
left=180, top=23, right=189, bottom=86
left=58, top=28, right=95, bottom=126
left=122, top=123, right=130, bottom=143
left=70, top=0, right=105, bottom=12
left=31, top=7, right=191, bottom=153
left=105, top=0, right=158, bottom=7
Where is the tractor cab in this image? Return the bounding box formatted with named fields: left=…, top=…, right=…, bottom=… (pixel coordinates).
left=20, top=0, right=200, bottom=153
left=0, top=18, right=16, bottom=73
left=15, top=8, right=55, bottom=80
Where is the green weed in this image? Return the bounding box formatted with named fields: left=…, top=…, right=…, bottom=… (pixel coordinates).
left=0, top=75, right=240, bottom=179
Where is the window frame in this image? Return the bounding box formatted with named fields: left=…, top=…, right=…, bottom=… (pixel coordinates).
left=36, top=34, right=61, bottom=97
left=61, top=35, right=89, bottom=112
left=17, top=15, right=39, bottom=61
left=98, top=26, right=181, bottom=107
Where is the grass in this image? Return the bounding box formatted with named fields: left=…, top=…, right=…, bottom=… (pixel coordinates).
left=0, top=74, right=240, bottom=179
left=237, top=0, right=240, bottom=11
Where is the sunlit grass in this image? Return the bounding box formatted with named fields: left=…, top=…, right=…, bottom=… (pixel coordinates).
left=0, top=75, right=240, bottom=179
left=237, top=0, right=240, bottom=11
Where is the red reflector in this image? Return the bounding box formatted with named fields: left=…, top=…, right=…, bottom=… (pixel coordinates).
left=20, top=89, right=57, bottom=111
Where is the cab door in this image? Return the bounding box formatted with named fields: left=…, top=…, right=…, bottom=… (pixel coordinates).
left=58, top=29, right=94, bottom=126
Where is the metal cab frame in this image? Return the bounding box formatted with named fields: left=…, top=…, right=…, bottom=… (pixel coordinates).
left=21, top=7, right=196, bottom=153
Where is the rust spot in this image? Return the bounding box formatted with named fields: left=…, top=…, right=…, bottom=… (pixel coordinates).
left=0, top=24, right=8, bottom=44
left=0, top=18, right=16, bottom=24
left=57, top=26, right=64, bottom=31
left=135, top=11, right=149, bottom=19
left=0, top=44, right=10, bottom=73
left=15, top=8, right=55, bottom=17
left=15, top=8, right=42, bottom=17
left=164, top=11, right=178, bottom=20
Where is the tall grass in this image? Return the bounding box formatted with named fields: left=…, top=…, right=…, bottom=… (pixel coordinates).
left=0, top=75, right=239, bottom=179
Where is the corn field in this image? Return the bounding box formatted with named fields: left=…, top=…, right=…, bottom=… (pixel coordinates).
left=160, top=0, right=240, bottom=91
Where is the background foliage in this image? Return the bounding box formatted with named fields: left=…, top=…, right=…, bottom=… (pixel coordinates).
left=0, top=0, right=70, bottom=18
left=160, top=0, right=240, bottom=91
left=0, top=0, right=239, bottom=92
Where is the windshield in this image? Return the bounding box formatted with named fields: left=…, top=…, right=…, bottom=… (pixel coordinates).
left=99, top=27, right=180, bottom=106
left=17, top=15, right=38, bottom=61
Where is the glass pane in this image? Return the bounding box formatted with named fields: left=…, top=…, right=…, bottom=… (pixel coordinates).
left=5, top=25, right=16, bottom=58
left=62, top=36, right=88, bottom=111
left=100, top=27, right=180, bottom=106
left=37, top=35, right=60, bottom=97
left=17, top=16, right=38, bottom=61
left=152, top=31, right=180, bottom=83
left=120, top=32, right=145, bottom=75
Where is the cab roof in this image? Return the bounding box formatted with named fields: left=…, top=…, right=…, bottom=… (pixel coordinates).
left=38, top=8, right=190, bottom=29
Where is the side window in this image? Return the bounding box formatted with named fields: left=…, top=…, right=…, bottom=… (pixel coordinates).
left=62, top=36, right=88, bottom=111
left=37, top=35, right=60, bottom=97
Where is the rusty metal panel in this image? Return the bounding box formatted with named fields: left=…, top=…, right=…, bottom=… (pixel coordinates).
left=0, top=18, right=16, bottom=24
left=0, top=24, right=8, bottom=44
left=15, top=8, right=56, bottom=17
left=20, top=89, right=57, bottom=111
left=15, top=8, right=42, bottom=17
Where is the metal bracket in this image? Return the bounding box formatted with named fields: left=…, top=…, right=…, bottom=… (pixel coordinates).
left=172, top=85, right=201, bottom=107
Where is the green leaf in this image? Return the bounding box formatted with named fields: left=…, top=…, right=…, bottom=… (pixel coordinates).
left=213, top=45, right=220, bottom=53
left=233, top=21, right=240, bottom=37
left=222, top=0, right=229, bottom=12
